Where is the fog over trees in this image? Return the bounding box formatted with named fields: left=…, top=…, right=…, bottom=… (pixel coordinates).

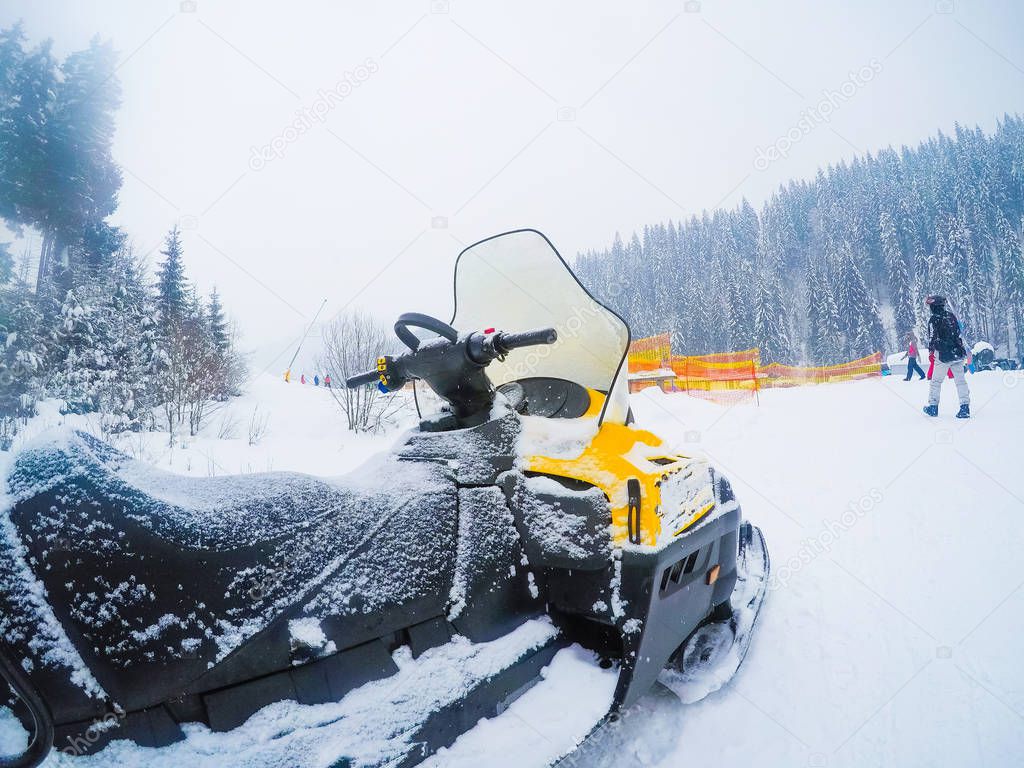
left=576, top=117, right=1024, bottom=365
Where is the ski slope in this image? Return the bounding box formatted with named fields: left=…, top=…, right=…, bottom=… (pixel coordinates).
left=578, top=370, right=1024, bottom=768
left=2, top=371, right=1023, bottom=767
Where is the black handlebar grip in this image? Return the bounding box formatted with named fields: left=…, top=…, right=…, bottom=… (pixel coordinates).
left=345, top=369, right=381, bottom=388
left=498, top=327, right=558, bottom=351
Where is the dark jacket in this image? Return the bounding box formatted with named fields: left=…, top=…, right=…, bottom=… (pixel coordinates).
left=928, top=309, right=967, bottom=362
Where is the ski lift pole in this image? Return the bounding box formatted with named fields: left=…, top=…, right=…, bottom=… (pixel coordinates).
left=285, top=298, right=328, bottom=381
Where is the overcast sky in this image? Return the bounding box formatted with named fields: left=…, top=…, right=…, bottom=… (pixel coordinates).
left=3, top=0, right=1024, bottom=371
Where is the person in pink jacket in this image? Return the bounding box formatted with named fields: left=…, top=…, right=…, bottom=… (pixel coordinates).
left=902, top=333, right=926, bottom=381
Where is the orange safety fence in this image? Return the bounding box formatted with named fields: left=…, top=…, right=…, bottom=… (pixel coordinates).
left=627, top=333, right=884, bottom=403
left=666, top=349, right=761, bottom=404
left=758, top=352, right=883, bottom=388
left=627, top=333, right=672, bottom=372
left=683, top=349, right=763, bottom=365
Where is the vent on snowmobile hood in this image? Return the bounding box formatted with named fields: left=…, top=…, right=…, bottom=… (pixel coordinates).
left=452, top=230, right=631, bottom=425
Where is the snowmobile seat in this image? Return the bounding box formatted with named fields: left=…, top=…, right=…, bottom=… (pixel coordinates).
left=2, top=430, right=461, bottom=723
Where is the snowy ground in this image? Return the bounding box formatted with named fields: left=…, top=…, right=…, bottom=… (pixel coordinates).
left=3, top=370, right=1024, bottom=766
left=581, top=369, right=1024, bottom=768
left=2, top=374, right=416, bottom=480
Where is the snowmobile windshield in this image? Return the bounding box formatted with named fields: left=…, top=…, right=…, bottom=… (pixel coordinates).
left=452, top=229, right=631, bottom=425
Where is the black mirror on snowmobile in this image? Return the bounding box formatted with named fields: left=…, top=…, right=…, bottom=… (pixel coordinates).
left=344, top=312, right=557, bottom=425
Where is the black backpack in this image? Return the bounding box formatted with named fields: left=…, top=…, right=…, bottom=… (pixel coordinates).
left=930, top=310, right=966, bottom=362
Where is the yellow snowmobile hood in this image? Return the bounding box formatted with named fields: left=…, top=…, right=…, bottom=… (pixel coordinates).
left=522, top=391, right=717, bottom=548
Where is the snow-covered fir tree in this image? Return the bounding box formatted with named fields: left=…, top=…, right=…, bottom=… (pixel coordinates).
left=156, top=226, right=188, bottom=328
left=879, top=211, right=914, bottom=344
left=805, top=266, right=842, bottom=365
left=576, top=115, right=1024, bottom=363
left=0, top=27, right=248, bottom=447
left=753, top=271, right=790, bottom=364
left=207, top=287, right=230, bottom=355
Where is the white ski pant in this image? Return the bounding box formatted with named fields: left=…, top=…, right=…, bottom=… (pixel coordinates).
left=929, top=357, right=970, bottom=406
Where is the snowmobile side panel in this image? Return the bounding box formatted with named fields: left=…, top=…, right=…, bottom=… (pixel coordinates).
left=657, top=522, right=770, bottom=703
left=448, top=486, right=543, bottom=642
left=50, top=705, right=182, bottom=757
left=395, top=634, right=565, bottom=768
left=406, top=617, right=455, bottom=659
left=204, top=669, right=299, bottom=733
left=501, top=472, right=612, bottom=571
left=128, top=705, right=184, bottom=748
left=203, top=636, right=399, bottom=732
left=614, top=505, right=741, bottom=709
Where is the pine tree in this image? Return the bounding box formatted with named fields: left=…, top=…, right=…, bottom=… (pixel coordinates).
left=807, top=266, right=842, bottom=364
left=999, top=215, right=1024, bottom=355
left=99, top=252, right=156, bottom=433
left=880, top=211, right=915, bottom=344
left=51, top=288, right=108, bottom=413
left=929, top=216, right=955, bottom=300
left=207, top=287, right=230, bottom=354
left=156, top=226, right=188, bottom=327
left=946, top=208, right=976, bottom=334
left=754, top=272, right=790, bottom=364
left=46, top=37, right=123, bottom=285
left=0, top=242, right=12, bottom=285
left=836, top=249, right=885, bottom=357
left=571, top=117, right=1024, bottom=360
left=0, top=291, right=45, bottom=448
left=724, top=267, right=749, bottom=351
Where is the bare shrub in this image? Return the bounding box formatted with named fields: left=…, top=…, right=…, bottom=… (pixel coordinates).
left=159, top=317, right=241, bottom=442
left=247, top=405, right=270, bottom=446
left=216, top=410, right=241, bottom=440
left=319, top=311, right=405, bottom=433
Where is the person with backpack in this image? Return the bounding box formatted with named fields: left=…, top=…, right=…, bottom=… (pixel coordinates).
left=923, top=295, right=970, bottom=418
left=902, top=332, right=926, bottom=381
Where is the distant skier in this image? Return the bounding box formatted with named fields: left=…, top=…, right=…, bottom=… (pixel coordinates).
left=284, top=369, right=291, bottom=384
left=314, top=374, right=320, bottom=386
left=902, top=333, right=926, bottom=381
left=301, top=373, right=306, bottom=385
left=923, top=295, right=970, bottom=418
left=324, top=374, right=332, bottom=388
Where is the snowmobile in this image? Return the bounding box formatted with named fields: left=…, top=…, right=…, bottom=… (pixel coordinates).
left=0, top=229, right=768, bottom=767
left=971, top=341, right=1019, bottom=372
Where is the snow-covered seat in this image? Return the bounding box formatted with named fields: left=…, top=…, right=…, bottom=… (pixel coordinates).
left=1, top=430, right=459, bottom=718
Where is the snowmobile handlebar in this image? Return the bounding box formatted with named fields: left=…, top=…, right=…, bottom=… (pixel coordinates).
left=344, top=315, right=557, bottom=424
left=345, top=369, right=384, bottom=388
left=393, top=312, right=459, bottom=352
left=493, top=327, right=559, bottom=353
